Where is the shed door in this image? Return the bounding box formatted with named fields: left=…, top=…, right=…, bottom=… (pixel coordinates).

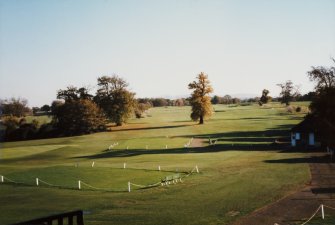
left=309, top=133, right=315, bottom=146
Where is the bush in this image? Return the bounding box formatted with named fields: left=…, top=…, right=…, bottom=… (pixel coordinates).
left=296, top=106, right=302, bottom=112
left=286, top=106, right=295, bottom=113
left=2, top=115, right=20, bottom=134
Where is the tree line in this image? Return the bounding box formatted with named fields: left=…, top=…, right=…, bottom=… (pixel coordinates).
left=1, top=60, right=333, bottom=142
left=1, top=75, right=138, bottom=140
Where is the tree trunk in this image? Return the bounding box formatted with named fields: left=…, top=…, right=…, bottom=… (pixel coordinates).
left=199, top=116, right=204, bottom=124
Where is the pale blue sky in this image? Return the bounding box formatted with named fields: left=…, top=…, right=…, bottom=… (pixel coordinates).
left=0, top=0, right=334, bottom=106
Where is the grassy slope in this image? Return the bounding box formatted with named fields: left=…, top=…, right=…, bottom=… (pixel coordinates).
left=0, top=102, right=311, bottom=225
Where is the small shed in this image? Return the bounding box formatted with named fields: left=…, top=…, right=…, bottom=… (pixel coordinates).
left=291, top=116, right=318, bottom=147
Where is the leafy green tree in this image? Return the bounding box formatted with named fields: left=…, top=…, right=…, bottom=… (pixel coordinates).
left=134, top=102, right=151, bottom=118
left=52, top=99, right=106, bottom=135
left=308, top=59, right=335, bottom=146
left=78, top=87, right=93, bottom=100
left=308, top=60, right=335, bottom=91
left=95, top=75, right=136, bottom=126
left=259, top=89, right=271, bottom=105
left=222, top=95, right=232, bottom=104
left=232, top=97, right=241, bottom=104
left=277, top=80, right=300, bottom=105
left=174, top=98, right=185, bottom=107
left=53, top=86, right=106, bottom=135
left=32, top=107, right=40, bottom=114
left=151, top=98, right=169, bottom=107
left=40, top=104, right=51, bottom=112
left=211, top=95, right=221, bottom=104
left=57, top=86, right=92, bottom=101
left=188, top=72, right=213, bottom=124
left=51, top=100, right=64, bottom=116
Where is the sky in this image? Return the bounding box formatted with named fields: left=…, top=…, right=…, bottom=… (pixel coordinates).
left=0, top=0, right=335, bottom=107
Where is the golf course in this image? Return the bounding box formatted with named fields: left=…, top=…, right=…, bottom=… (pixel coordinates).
left=0, top=102, right=311, bottom=225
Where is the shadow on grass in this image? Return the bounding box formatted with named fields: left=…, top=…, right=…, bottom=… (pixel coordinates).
left=264, top=155, right=330, bottom=164
left=109, top=124, right=191, bottom=132
left=0, top=124, right=294, bottom=164
left=4, top=123, right=320, bottom=163
left=179, top=124, right=295, bottom=141
left=73, top=143, right=286, bottom=159
left=218, top=117, right=301, bottom=121
left=73, top=122, right=329, bottom=161
left=73, top=125, right=299, bottom=159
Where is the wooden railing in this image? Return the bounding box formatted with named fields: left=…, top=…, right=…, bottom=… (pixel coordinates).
left=11, top=210, right=84, bottom=225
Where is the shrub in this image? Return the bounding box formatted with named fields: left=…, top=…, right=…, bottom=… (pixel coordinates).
left=286, top=106, right=295, bottom=113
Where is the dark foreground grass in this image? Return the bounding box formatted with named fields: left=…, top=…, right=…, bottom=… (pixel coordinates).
left=0, top=103, right=311, bottom=225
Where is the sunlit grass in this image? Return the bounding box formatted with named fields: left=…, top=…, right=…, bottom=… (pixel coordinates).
left=0, top=102, right=311, bottom=225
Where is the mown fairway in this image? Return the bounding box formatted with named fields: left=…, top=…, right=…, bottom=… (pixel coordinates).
left=0, top=103, right=311, bottom=225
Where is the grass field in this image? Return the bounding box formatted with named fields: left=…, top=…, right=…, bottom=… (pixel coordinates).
left=0, top=102, right=311, bottom=225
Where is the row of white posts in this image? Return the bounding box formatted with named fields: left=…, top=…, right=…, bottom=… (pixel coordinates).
left=1, top=165, right=200, bottom=192
left=109, top=145, right=170, bottom=151
left=88, top=162, right=178, bottom=172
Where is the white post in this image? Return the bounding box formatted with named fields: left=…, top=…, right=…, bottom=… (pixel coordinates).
left=158, top=165, right=161, bottom=171
left=78, top=180, right=81, bottom=190
left=165, top=145, right=168, bottom=149
left=128, top=181, right=131, bottom=192
left=91, top=161, right=95, bottom=167
left=36, top=178, right=39, bottom=186
left=127, top=146, right=129, bottom=150
left=146, top=145, right=148, bottom=149
left=196, top=165, right=199, bottom=173
left=321, top=204, right=324, bottom=219
left=1, top=175, right=3, bottom=183
left=124, top=163, right=126, bottom=169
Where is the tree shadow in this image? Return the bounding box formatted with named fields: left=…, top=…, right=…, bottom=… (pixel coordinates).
left=72, top=143, right=283, bottom=159
left=180, top=124, right=295, bottom=140
left=264, top=155, right=330, bottom=164
left=109, top=124, right=191, bottom=132
left=311, top=187, right=335, bottom=194
left=69, top=123, right=327, bottom=160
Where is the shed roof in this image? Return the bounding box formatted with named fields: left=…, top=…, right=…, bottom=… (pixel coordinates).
left=291, top=115, right=318, bottom=133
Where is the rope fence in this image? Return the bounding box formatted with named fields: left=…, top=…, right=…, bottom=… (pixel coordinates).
left=300, top=204, right=335, bottom=225
left=106, top=138, right=198, bottom=151
left=0, top=165, right=200, bottom=193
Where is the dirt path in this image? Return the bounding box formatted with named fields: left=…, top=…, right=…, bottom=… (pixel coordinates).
left=233, top=152, right=335, bottom=225
left=191, top=138, right=204, bottom=148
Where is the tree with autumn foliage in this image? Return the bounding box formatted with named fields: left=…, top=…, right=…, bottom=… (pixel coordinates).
left=188, top=72, right=213, bottom=124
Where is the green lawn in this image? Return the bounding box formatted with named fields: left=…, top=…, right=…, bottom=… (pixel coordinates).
left=0, top=102, right=311, bottom=224
left=25, top=115, right=52, bottom=126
